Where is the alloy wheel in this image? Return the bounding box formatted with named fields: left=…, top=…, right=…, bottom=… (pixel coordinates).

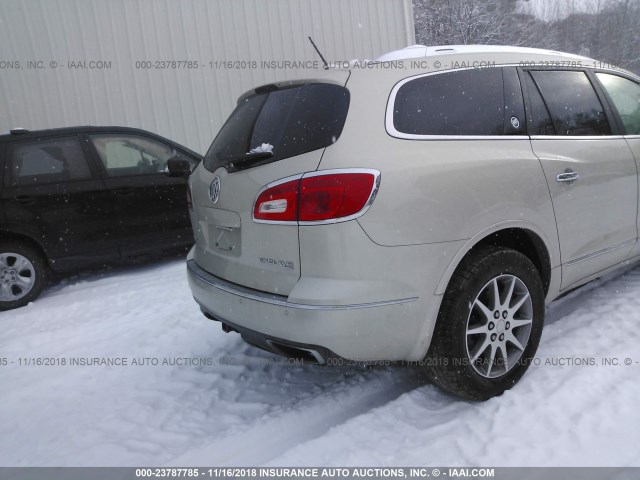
left=0, top=253, right=36, bottom=301
left=465, top=274, right=533, bottom=378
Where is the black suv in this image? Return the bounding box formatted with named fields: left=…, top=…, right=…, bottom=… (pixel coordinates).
left=0, top=126, right=201, bottom=310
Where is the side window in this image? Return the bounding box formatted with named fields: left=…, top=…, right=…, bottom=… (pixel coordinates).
left=596, top=73, right=640, bottom=135
left=90, top=134, right=192, bottom=177
left=530, top=70, right=610, bottom=136
left=392, top=68, right=504, bottom=136
left=522, top=72, right=555, bottom=135
left=8, top=136, right=91, bottom=186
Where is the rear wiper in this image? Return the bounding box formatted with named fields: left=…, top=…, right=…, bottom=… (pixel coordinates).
left=226, top=151, right=274, bottom=173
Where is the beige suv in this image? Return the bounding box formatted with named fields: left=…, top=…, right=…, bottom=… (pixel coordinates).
left=184, top=46, right=640, bottom=400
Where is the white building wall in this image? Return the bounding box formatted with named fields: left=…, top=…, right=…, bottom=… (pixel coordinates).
left=0, top=0, right=414, bottom=153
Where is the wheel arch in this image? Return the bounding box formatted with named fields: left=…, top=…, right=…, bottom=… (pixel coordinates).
left=0, top=231, right=50, bottom=268
left=436, top=223, right=557, bottom=297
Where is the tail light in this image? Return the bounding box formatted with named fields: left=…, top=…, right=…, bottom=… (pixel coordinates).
left=253, top=169, right=380, bottom=224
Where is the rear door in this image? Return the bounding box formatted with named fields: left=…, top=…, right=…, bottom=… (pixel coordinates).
left=1, top=134, right=118, bottom=267
left=86, top=132, right=198, bottom=256
left=190, top=79, right=350, bottom=296
left=521, top=69, right=638, bottom=289
left=594, top=72, right=640, bottom=259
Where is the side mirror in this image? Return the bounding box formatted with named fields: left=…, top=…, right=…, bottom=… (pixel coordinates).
left=166, top=157, right=192, bottom=177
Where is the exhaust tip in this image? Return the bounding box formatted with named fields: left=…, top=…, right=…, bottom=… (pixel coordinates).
left=200, top=308, right=218, bottom=321
left=222, top=323, right=238, bottom=334
left=266, top=340, right=326, bottom=365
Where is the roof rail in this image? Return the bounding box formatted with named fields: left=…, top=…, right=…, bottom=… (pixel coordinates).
left=375, top=44, right=593, bottom=62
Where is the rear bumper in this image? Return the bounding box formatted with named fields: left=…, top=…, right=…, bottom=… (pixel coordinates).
left=186, top=258, right=426, bottom=361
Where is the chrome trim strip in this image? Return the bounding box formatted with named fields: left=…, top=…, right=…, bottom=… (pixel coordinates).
left=531, top=135, right=625, bottom=140
left=187, top=260, right=418, bottom=310
left=389, top=134, right=530, bottom=141
left=565, top=239, right=636, bottom=266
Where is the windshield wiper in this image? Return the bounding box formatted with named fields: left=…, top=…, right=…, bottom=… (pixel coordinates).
left=226, top=151, right=274, bottom=173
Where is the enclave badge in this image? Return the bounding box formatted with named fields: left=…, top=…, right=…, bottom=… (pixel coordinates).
left=209, top=176, right=221, bottom=204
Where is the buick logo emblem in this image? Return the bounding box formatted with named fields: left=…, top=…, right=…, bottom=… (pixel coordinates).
left=209, top=176, right=221, bottom=204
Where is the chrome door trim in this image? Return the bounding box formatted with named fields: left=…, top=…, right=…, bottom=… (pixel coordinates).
left=565, top=239, right=636, bottom=266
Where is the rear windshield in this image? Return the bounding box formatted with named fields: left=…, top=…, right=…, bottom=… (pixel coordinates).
left=204, top=83, right=350, bottom=172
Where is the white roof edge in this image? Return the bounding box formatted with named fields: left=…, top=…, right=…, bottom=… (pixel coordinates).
left=375, top=44, right=594, bottom=62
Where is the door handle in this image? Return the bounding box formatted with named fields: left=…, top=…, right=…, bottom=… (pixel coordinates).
left=114, top=187, right=135, bottom=196
left=556, top=171, right=580, bottom=183
left=12, top=195, right=37, bottom=206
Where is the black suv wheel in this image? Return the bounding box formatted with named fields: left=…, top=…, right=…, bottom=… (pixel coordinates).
left=0, top=242, right=47, bottom=310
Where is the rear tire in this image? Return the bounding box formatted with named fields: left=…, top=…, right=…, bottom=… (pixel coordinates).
left=0, top=242, right=47, bottom=311
left=425, top=246, right=544, bottom=400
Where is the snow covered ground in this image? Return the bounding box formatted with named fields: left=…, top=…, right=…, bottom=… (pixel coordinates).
left=1, top=256, right=639, bottom=467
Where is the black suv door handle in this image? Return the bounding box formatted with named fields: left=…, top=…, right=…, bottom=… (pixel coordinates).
left=114, top=187, right=135, bottom=197
left=12, top=195, right=37, bottom=206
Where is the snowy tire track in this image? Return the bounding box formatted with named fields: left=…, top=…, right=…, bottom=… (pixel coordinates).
left=2, top=258, right=640, bottom=466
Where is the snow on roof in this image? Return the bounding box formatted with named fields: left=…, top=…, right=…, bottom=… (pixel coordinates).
left=375, top=44, right=592, bottom=62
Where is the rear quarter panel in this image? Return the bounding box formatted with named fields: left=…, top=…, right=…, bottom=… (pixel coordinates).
left=318, top=66, right=560, bottom=292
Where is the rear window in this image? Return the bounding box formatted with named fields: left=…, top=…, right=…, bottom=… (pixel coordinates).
left=204, top=83, right=350, bottom=172
left=8, top=136, right=92, bottom=186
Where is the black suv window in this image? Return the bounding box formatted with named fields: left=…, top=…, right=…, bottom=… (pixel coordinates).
left=204, top=83, right=350, bottom=172
left=530, top=70, right=610, bottom=136
left=8, top=136, right=91, bottom=186
left=393, top=68, right=505, bottom=136
left=90, top=134, right=187, bottom=177
left=596, top=73, right=640, bottom=135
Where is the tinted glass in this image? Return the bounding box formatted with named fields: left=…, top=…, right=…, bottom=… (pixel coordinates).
left=596, top=73, right=640, bottom=135
left=523, top=72, right=555, bottom=135
left=204, top=83, right=350, bottom=172
left=9, top=136, right=91, bottom=186
left=205, top=93, right=267, bottom=167
left=393, top=68, right=504, bottom=136
left=531, top=70, right=610, bottom=136
left=90, top=134, right=190, bottom=177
